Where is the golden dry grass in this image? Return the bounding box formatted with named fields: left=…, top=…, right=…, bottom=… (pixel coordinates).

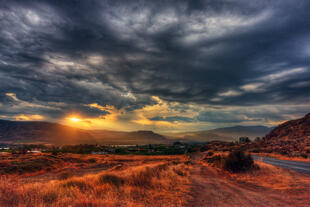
left=2, top=152, right=310, bottom=206
left=0, top=153, right=187, bottom=177
left=0, top=159, right=192, bottom=207
left=221, top=161, right=310, bottom=206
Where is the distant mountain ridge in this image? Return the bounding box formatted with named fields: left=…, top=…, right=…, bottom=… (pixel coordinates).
left=91, top=130, right=169, bottom=145
left=0, top=119, right=95, bottom=144
left=0, top=119, right=273, bottom=145
left=0, top=119, right=169, bottom=145
left=167, top=125, right=272, bottom=142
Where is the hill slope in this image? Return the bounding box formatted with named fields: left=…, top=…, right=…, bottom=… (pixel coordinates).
left=167, top=125, right=271, bottom=142
left=0, top=120, right=95, bottom=144
left=0, top=120, right=170, bottom=145
left=260, top=113, right=310, bottom=155
left=264, top=113, right=310, bottom=141
left=91, top=130, right=170, bottom=144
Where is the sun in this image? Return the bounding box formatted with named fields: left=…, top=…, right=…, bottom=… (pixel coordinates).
left=69, top=117, right=81, bottom=122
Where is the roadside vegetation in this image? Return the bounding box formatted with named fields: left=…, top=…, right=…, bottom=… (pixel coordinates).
left=203, top=150, right=258, bottom=173
left=199, top=138, right=310, bottom=161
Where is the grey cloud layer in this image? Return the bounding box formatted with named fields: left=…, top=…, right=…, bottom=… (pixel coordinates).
left=0, top=0, right=310, bottom=123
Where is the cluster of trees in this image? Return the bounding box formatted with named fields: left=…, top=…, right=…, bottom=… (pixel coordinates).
left=1, top=143, right=201, bottom=155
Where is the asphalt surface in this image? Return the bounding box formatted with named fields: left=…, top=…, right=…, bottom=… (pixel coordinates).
left=252, top=155, right=310, bottom=174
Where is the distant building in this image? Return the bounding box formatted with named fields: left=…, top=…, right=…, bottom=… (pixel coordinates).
left=28, top=150, right=41, bottom=153
left=239, top=137, right=251, bottom=143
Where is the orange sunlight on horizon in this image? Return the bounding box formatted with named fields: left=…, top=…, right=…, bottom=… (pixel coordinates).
left=69, top=117, right=81, bottom=122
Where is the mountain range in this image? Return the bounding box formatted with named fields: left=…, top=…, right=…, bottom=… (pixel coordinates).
left=166, top=125, right=272, bottom=143
left=0, top=119, right=170, bottom=145
left=0, top=119, right=272, bottom=145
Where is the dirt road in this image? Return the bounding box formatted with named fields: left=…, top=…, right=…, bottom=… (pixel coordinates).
left=187, top=153, right=307, bottom=207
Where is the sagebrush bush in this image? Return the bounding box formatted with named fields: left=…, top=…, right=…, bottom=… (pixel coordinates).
left=62, top=179, right=89, bottom=191
left=57, top=172, right=74, bottom=180
left=222, top=150, right=256, bottom=173
left=88, top=158, right=97, bottom=163
left=206, top=151, right=214, bottom=156
left=98, top=174, right=124, bottom=187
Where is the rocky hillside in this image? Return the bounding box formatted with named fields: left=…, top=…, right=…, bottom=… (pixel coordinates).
left=264, top=113, right=310, bottom=141
left=258, top=113, right=310, bottom=156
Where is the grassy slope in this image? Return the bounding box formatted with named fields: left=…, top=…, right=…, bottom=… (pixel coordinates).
left=0, top=160, right=191, bottom=207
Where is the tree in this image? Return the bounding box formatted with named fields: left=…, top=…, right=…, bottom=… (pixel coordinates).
left=254, top=137, right=261, bottom=142
left=239, top=137, right=251, bottom=143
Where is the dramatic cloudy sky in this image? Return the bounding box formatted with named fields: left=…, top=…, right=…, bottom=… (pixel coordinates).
left=0, top=0, right=310, bottom=132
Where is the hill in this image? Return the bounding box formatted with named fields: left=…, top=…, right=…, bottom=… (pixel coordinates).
left=0, top=120, right=170, bottom=145
left=0, top=119, right=95, bottom=144
left=167, top=125, right=272, bottom=142
left=91, top=130, right=170, bottom=145
left=258, top=113, right=310, bottom=155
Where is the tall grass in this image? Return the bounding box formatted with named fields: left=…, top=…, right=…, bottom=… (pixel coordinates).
left=0, top=162, right=191, bottom=207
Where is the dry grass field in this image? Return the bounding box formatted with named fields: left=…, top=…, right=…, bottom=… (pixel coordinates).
left=1, top=152, right=310, bottom=207
left=0, top=153, right=191, bottom=207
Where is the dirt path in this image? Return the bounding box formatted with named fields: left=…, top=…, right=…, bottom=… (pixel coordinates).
left=187, top=154, right=295, bottom=207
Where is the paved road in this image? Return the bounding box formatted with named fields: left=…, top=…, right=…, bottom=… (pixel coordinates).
left=252, top=155, right=310, bottom=174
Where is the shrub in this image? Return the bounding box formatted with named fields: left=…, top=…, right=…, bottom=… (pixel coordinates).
left=42, top=189, right=58, bottom=204
left=200, top=145, right=210, bottom=152
left=88, top=158, right=97, bottom=163
left=62, top=179, right=89, bottom=191
left=129, top=168, right=154, bottom=188
left=98, top=174, right=124, bottom=187
left=173, top=168, right=186, bottom=176
left=222, top=150, right=257, bottom=173
left=239, top=137, right=251, bottom=143
left=206, top=151, right=214, bottom=156
left=128, top=164, right=168, bottom=188
left=205, top=155, right=223, bottom=167
left=57, top=172, right=74, bottom=180
left=249, top=148, right=261, bottom=153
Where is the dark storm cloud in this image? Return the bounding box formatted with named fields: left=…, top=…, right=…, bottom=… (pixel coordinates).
left=150, top=116, right=194, bottom=123
left=0, top=0, right=310, bottom=121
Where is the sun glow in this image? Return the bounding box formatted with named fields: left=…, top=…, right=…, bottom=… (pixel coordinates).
left=69, top=117, right=81, bottom=122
